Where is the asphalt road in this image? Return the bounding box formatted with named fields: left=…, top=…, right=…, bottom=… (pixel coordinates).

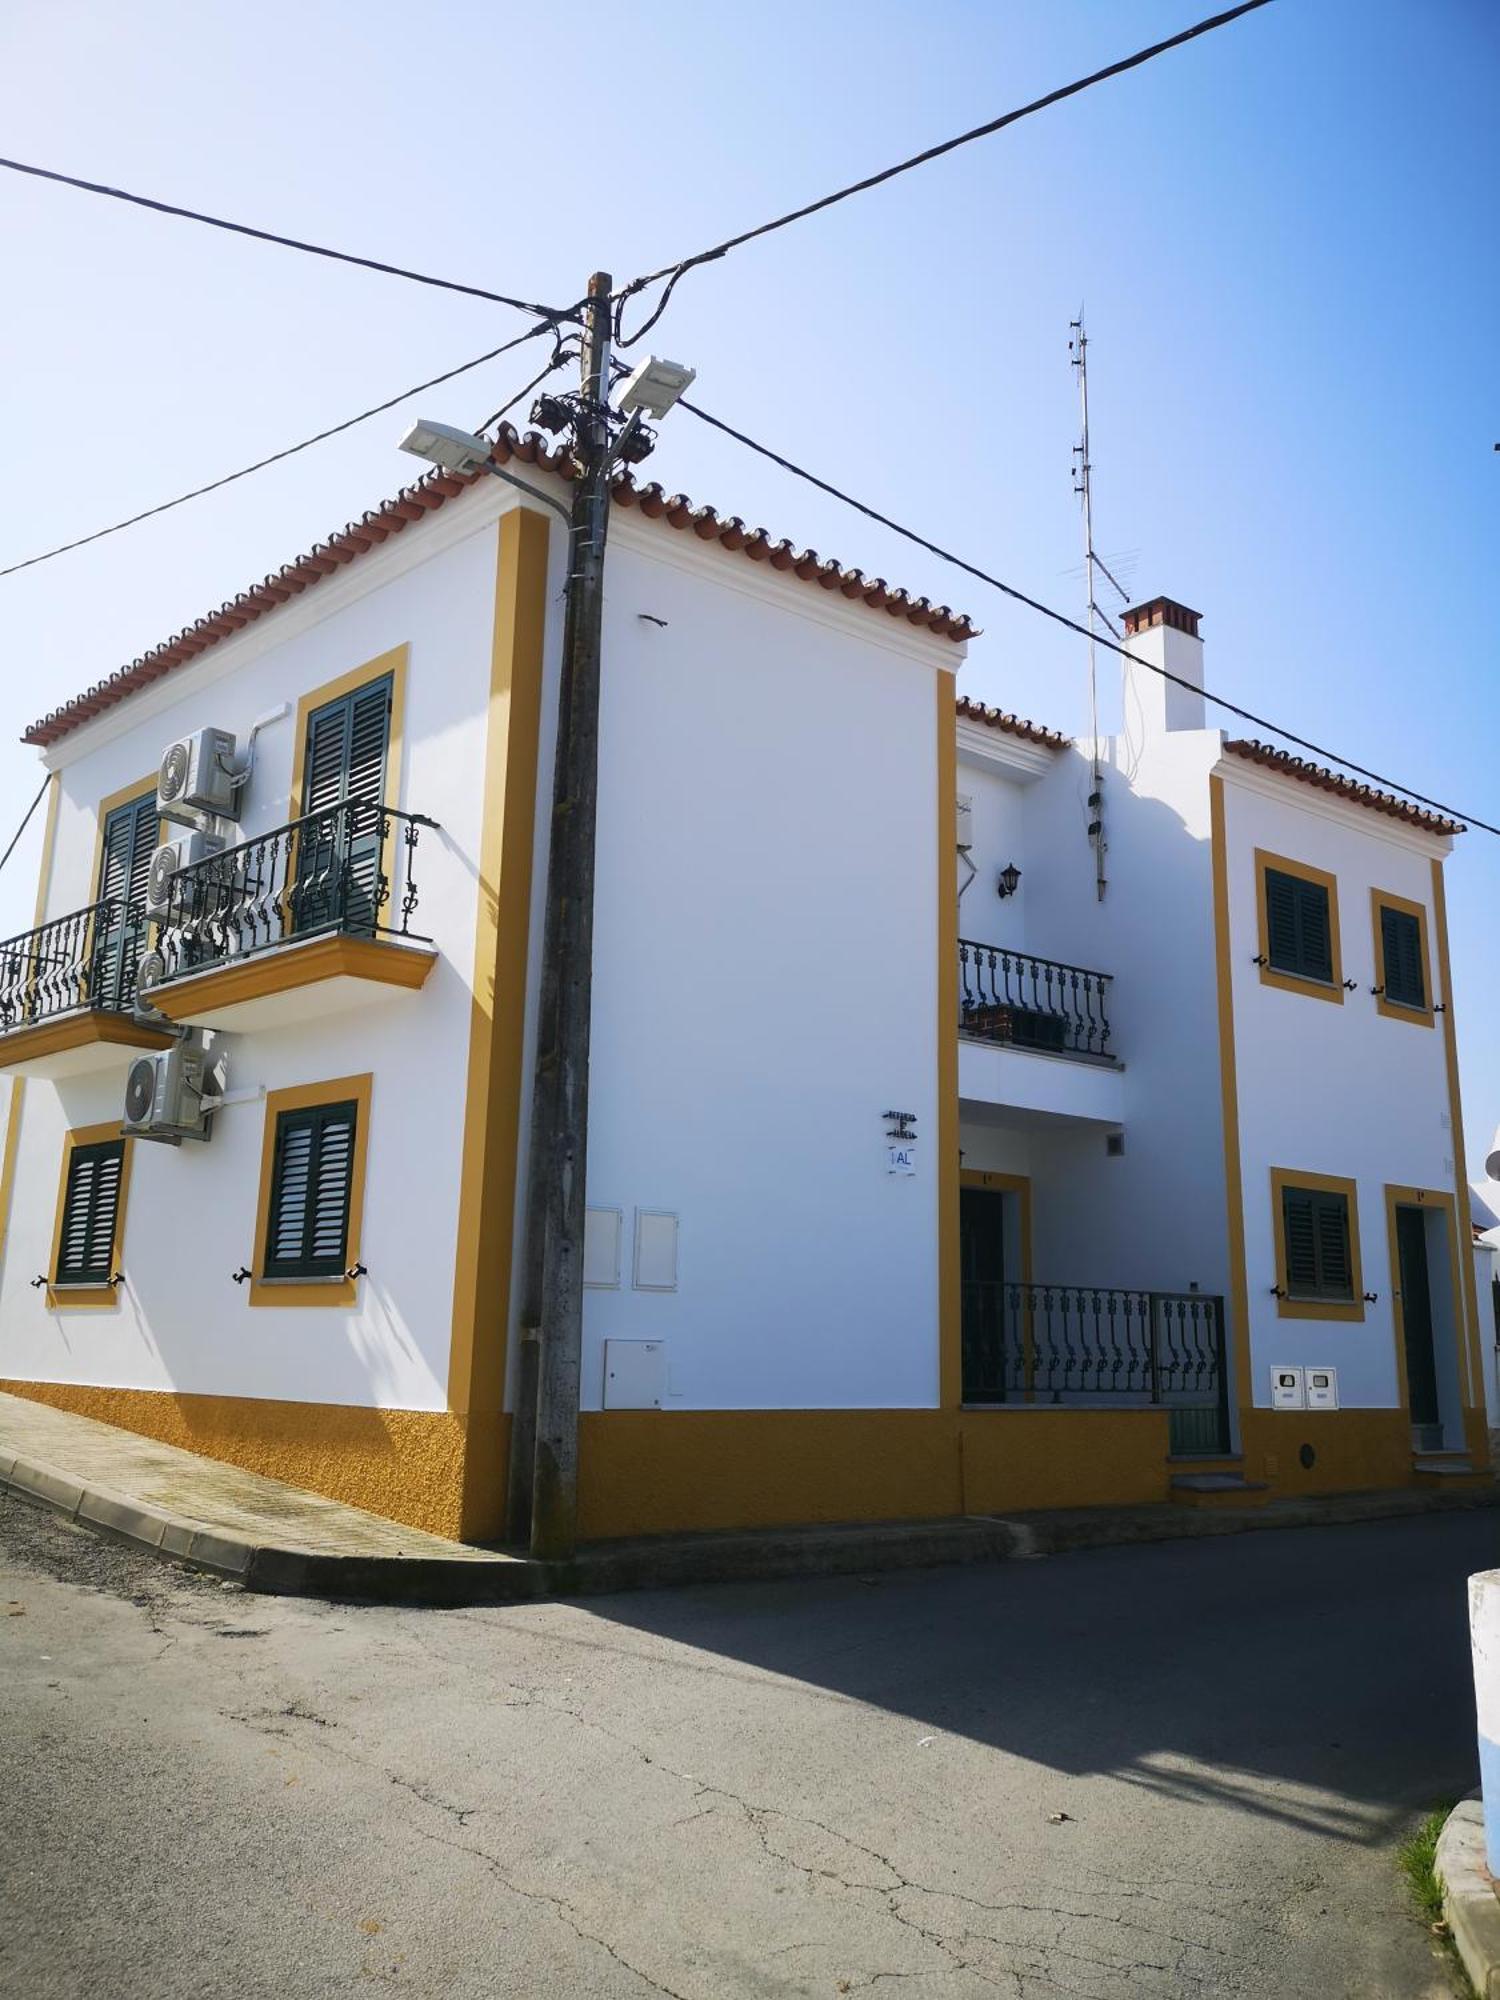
left=1, top=1497, right=1488, bottom=1999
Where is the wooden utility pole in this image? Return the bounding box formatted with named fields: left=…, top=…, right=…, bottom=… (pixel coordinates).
left=509, top=271, right=614, bottom=1559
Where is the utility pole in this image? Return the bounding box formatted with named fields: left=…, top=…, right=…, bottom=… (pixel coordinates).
left=1070, top=314, right=1127, bottom=904
left=510, top=271, right=615, bottom=1559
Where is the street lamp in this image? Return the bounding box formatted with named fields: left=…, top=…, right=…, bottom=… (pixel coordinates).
left=399, top=418, right=573, bottom=526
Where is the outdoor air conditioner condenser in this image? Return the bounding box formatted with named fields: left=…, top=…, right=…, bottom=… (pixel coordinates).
left=122, top=1033, right=226, bottom=1146
left=144, top=829, right=229, bottom=922
left=156, top=726, right=239, bottom=824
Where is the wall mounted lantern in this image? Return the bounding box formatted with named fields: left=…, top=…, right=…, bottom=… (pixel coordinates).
left=997, top=863, right=1022, bottom=900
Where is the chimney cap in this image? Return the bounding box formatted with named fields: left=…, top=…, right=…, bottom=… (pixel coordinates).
left=1122, top=596, right=1202, bottom=639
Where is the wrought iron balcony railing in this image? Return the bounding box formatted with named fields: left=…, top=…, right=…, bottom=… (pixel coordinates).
left=153, top=798, right=438, bottom=986
left=961, top=1280, right=1230, bottom=1454
left=0, top=898, right=148, bottom=1032
left=958, top=940, right=1113, bottom=1062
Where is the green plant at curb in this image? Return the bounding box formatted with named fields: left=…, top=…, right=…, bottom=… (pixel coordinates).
left=1398, top=1804, right=1473, bottom=1996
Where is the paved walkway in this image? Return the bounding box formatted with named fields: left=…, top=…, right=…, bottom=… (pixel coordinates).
left=0, top=1390, right=511, bottom=1577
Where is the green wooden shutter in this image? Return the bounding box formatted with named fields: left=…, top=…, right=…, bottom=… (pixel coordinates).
left=1380, top=905, right=1425, bottom=1009
left=263, top=1100, right=358, bottom=1279
left=55, top=1138, right=125, bottom=1286
left=1281, top=1187, right=1320, bottom=1293
left=1264, top=868, right=1333, bottom=984
left=1281, top=1184, right=1353, bottom=1299
left=93, top=795, right=156, bottom=1006
left=295, top=676, right=392, bottom=936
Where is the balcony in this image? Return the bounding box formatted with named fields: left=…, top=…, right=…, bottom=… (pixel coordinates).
left=145, top=799, right=440, bottom=1034
left=957, top=940, right=1123, bottom=1125
left=962, top=1280, right=1230, bottom=1454
left=0, top=901, right=174, bottom=1077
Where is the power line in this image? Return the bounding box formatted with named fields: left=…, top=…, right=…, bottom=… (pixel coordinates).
left=676, top=393, right=1495, bottom=839
left=0, top=322, right=561, bottom=580
left=614, top=0, right=1276, bottom=343
left=0, top=154, right=579, bottom=322
left=0, top=771, right=51, bottom=879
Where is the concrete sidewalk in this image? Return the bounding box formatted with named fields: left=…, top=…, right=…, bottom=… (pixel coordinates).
left=3, top=1388, right=1498, bottom=1605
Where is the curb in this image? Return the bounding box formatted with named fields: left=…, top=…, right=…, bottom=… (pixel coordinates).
left=1436, top=1796, right=1500, bottom=1998
left=2, top=1442, right=1497, bottom=1606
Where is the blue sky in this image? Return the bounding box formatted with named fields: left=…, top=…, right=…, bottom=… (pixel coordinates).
left=1, top=1, right=1496, bottom=1173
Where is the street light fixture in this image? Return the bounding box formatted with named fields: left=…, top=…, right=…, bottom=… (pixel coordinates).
left=616, top=355, right=696, bottom=420
left=399, top=417, right=573, bottom=526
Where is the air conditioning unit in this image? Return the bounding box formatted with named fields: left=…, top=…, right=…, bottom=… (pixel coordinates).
left=145, top=829, right=230, bottom=921
left=157, top=727, right=239, bottom=824
left=956, top=792, right=974, bottom=850
left=122, top=1032, right=226, bottom=1146
left=134, top=949, right=167, bottom=1011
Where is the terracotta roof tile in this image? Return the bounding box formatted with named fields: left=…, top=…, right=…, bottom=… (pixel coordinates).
left=1222, top=739, right=1462, bottom=838
left=21, top=428, right=977, bottom=749
left=955, top=695, right=1068, bottom=751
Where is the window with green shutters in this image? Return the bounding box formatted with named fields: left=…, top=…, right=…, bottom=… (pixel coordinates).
left=93, top=792, right=156, bottom=1006
left=54, top=1137, right=126, bottom=1287
left=1378, top=902, right=1426, bottom=1010
left=293, top=675, right=392, bottom=937
left=262, top=1100, right=358, bottom=1279
left=1263, top=866, right=1334, bottom=985
left=1280, top=1184, right=1354, bottom=1300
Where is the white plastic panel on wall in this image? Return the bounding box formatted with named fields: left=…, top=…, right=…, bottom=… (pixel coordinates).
left=603, top=1338, right=667, bottom=1410
left=583, top=1207, right=622, bottom=1289
left=633, top=1211, right=678, bottom=1292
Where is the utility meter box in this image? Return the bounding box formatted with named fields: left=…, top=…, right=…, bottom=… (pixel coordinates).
left=1306, top=1366, right=1339, bottom=1411
left=603, top=1339, right=666, bottom=1410
left=1270, top=1366, right=1305, bottom=1411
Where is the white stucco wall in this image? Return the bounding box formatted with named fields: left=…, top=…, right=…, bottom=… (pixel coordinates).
left=1219, top=766, right=1458, bottom=1410
left=574, top=517, right=953, bottom=1411
left=0, top=484, right=511, bottom=1412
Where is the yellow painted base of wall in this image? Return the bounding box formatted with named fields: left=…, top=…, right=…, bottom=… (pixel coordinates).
left=1239, top=1407, right=1414, bottom=1496
left=3, top=1379, right=1484, bottom=1547
left=0, top=1379, right=479, bottom=1541
left=577, top=1408, right=1173, bottom=1540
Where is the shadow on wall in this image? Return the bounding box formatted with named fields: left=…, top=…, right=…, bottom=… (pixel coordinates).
left=562, top=1510, right=1484, bottom=1847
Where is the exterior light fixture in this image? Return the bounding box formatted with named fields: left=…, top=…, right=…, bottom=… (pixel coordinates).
left=997, top=863, right=1022, bottom=900
left=398, top=418, right=494, bottom=477
left=617, top=355, right=696, bottom=420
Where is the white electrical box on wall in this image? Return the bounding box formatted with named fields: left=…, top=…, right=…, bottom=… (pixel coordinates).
left=1270, top=1366, right=1305, bottom=1410
left=604, top=1339, right=667, bottom=1410
left=1306, top=1366, right=1339, bottom=1411
left=634, top=1210, right=679, bottom=1291
left=583, top=1207, right=622, bottom=1289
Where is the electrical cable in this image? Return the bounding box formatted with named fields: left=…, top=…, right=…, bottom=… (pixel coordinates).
left=676, top=393, right=1495, bottom=838
left=0, top=771, right=51, bottom=879
left=613, top=0, right=1276, bottom=343
left=0, top=154, right=580, bottom=322
left=0, top=321, right=560, bottom=580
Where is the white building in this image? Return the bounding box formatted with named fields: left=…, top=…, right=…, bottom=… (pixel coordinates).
left=0, top=434, right=1486, bottom=1541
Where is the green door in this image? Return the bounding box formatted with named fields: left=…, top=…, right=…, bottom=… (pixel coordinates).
left=960, top=1187, right=1008, bottom=1403
left=1396, top=1205, right=1440, bottom=1432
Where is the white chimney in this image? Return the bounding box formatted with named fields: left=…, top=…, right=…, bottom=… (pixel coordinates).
left=1121, top=596, right=1206, bottom=735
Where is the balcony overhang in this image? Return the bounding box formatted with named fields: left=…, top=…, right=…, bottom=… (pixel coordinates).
left=958, top=1035, right=1126, bottom=1129
left=0, top=1010, right=175, bottom=1079
left=149, top=932, right=438, bottom=1033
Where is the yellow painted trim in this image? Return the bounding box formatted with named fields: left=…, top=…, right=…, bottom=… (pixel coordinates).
left=0, top=1012, right=175, bottom=1073
left=1210, top=776, right=1253, bottom=1419
left=0, top=1380, right=473, bottom=1540
left=288, top=645, right=407, bottom=823
left=149, top=931, right=435, bottom=1021
left=0, top=774, right=61, bottom=1271
left=248, top=1073, right=373, bottom=1308
left=1254, top=847, right=1344, bottom=1003
left=1383, top=1183, right=1464, bottom=1424
left=1370, top=887, right=1434, bottom=1027
left=1431, top=856, right=1484, bottom=1408
left=46, top=1119, right=134, bottom=1310
left=936, top=673, right=961, bottom=1410
left=958, top=1168, right=1034, bottom=1282
left=1269, top=1166, right=1365, bottom=1321
left=448, top=507, right=550, bottom=1538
